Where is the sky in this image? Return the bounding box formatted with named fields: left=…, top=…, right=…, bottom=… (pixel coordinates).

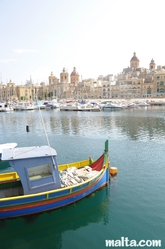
left=0, top=0, right=165, bottom=85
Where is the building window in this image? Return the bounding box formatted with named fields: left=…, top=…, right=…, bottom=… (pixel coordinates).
left=157, top=76, right=160, bottom=80
left=147, top=88, right=151, bottom=94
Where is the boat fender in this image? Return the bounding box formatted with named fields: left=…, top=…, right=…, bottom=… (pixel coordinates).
left=109, top=167, right=118, bottom=176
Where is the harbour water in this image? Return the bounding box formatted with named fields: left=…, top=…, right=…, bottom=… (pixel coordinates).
left=0, top=107, right=165, bottom=248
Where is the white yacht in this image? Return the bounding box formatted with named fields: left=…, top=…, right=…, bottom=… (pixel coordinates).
left=14, top=102, right=36, bottom=111
left=0, top=103, right=14, bottom=112
left=102, top=102, right=124, bottom=111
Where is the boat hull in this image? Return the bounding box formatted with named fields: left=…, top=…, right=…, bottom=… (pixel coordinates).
left=103, top=106, right=123, bottom=111
left=0, top=168, right=109, bottom=220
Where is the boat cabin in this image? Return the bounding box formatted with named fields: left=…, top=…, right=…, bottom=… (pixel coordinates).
left=0, top=143, right=17, bottom=159
left=2, top=146, right=61, bottom=194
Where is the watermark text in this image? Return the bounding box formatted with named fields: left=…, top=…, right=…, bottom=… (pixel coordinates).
left=105, top=237, right=161, bottom=247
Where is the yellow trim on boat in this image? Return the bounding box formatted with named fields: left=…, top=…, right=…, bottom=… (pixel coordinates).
left=58, top=159, right=90, bottom=171
left=0, top=168, right=105, bottom=202
left=0, top=159, right=91, bottom=182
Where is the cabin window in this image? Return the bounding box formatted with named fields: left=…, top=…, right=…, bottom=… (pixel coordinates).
left=27, top=164, right=52, bottom=181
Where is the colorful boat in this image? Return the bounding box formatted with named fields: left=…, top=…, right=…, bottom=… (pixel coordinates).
left=0, top=140, right=109, bottom=220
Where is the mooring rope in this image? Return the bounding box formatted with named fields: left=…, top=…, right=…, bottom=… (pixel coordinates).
left=36, top=97, right=57, bottom=169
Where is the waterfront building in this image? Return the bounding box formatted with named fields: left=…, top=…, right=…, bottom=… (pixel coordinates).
left=102, top=81, right=111, bottom=99
left=16, top=82, right=41, bottom=101
left=2, top=52, right=165, bottom=101
left=0, top=83, right=6, bottom=101
left=111, top=84, right=120, bottom=98
left=48, top=71, right=59, bottom=98
left=116, top=53, right=143, bottom=98
left=76, top=79, right=103, bottom=99
left=76, top=80, right=92, bottom=99
left=0, top=80, right=17, bottom=102
left=154, top=68, right=165, bottom=96
left=115, top=53, right=164, bottom=98
left=48, top=68, right=79, bottom=99
left=141, top=69, right=155, bottom=97
left=37, top=81, right=48, bottom=100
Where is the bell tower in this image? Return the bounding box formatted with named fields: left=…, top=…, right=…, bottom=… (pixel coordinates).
left=149, top=58, right=156, bottom=70
left=49, top=72, right=58, bottom=85
left=60, top=68, right=68, bottom=83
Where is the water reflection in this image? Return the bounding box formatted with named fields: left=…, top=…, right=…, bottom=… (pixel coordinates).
left=0, top=188, right=110, bottom=249
left=115, top=112, right=165, bottom=140
left=0, top=107, right=165, bottom=141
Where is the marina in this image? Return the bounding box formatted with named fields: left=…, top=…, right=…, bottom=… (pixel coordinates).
left=0, top=106, right=165, bottom=248
left=1, top=0, right=165, bottom=247
left=1, top=98, right=165, bottom=113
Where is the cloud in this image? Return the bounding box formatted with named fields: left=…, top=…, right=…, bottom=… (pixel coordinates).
left=13, top=49, right=38, bottom=53
left=0, top=59, right=16, bottom=63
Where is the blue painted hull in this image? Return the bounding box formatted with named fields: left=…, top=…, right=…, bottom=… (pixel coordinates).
left=0, top=168, right=109, bottom=220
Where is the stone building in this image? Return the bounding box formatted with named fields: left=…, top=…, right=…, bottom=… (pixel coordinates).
left=47, top=67, right=80, bottom=99
left=48, top=71, right=59, bottom=98
left=102, top=81, right=111, bottom=98
left=114, top=53, right=164, bottom=98
left=60, top=67, right=69, bottom=83
left=154, top=69, right=165, bottom=96
left=3, top=53, right=165, bottom=101
left=37, top=82, right=48, bottom=100
left=16, top=82, right=40, bottom=101
left=70, top=67, right=79, bottom=84
left=0, top=80, right=17, bottom=101
left=130, top=52, right=140, bottom=69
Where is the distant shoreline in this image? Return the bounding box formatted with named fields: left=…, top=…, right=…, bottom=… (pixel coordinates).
left=70, top=97, right=165, bottom=103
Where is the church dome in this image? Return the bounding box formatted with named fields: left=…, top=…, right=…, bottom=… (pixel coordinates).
left=151, top=58, right=155, bottom=63
left=130, top=52, right=139, bottom=62
left=71, top=67, right=79, bottom=76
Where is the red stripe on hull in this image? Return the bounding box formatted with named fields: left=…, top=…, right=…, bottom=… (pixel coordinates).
left=0, top=170, right=107, bottom=213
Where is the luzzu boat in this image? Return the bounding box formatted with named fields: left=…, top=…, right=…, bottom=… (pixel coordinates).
left=0, top=140, right=109, bottom=220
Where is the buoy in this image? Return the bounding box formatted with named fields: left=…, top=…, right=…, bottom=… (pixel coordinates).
left=110, top=167, right=118, bottom=176
left=26, top=125, right=30, bottom=132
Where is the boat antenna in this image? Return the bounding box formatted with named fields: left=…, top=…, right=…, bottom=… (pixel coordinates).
left=36, top=95, right=57, bottom=168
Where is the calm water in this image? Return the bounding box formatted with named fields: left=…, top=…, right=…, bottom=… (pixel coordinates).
left=0, top=107, right=165, bottom=249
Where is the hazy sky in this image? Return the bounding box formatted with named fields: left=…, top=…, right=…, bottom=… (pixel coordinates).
left=0, top=0, right=165, bottom=84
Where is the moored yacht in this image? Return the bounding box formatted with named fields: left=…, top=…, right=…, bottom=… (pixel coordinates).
left=102, top=102, right=124, bottom=111
left=14, top=102, right=36, bottom=111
